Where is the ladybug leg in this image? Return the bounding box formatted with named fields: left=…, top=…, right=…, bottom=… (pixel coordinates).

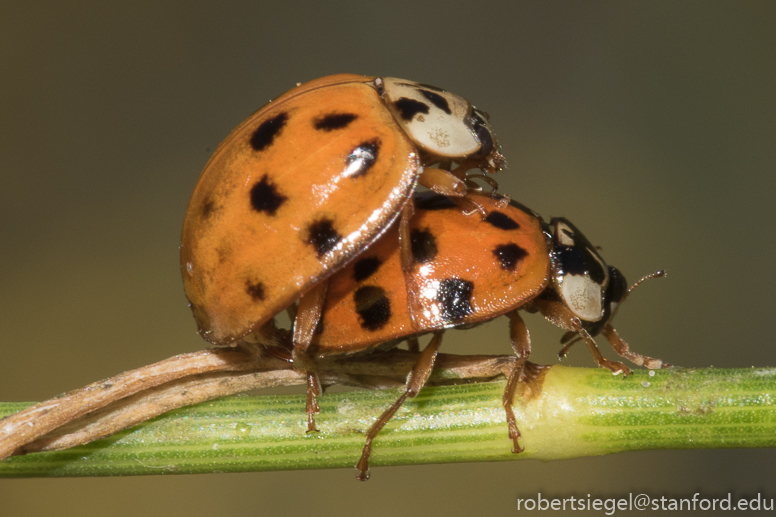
left=503, top=311, right=531, bottom=453
left=557, top=331, right=582, bottom=360
left=450, top=157, right=489, bottom=179
left=304, top=373, right=322, bottom=432
left=569, top=319, right=632, bottom=377
left=292, top=281, right=329, bottom=432
left=602, top=324, right=671, bottom=369
left=418, top=168, right=488, bottom=216
left=534, top=299, right=632, bottom=376
left=356, top=331, right=443, bottom=481
left=406, top=336, right=420, bottom=353
left=418, top=167, right=467, bottom=196
left=244, top=319, right=294, bottom=358
left=398, top=199, right=415, bottom=269
left=463, top=172, right=500, bottom=194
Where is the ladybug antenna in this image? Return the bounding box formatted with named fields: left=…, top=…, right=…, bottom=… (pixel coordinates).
left=627, top=269, right=666, bottom=296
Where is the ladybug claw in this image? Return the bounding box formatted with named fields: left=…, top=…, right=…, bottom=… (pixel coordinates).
left=605, top=360, right=632, bottom=377
left=356, top=457, right=371, bottom=481
left=306, top=414, right=319, bottom=433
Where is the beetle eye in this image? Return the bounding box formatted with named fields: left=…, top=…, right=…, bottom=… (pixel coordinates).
left=606, top=266, right=628, bottom=305
left=471, top=114, right=494, bottom=157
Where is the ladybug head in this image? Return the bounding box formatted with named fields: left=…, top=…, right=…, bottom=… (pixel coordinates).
left=534, top=217, right=667, bottom=373
left=544, top=218, right=626, bottom=336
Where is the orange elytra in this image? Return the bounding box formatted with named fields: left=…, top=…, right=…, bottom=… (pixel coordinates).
left=314, top=192, right=551, bottom=352
left=307, top=192, right=669, bottom=480
left=180, top=74, right=505, bottom=348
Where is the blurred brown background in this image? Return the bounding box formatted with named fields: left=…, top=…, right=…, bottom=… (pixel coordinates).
left=2, top=1, right=775, bottom=515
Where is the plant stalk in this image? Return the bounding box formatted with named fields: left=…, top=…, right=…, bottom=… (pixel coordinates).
left=0, top=366, right=774, bottom=478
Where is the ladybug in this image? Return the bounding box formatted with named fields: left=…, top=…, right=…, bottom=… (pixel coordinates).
left=308, top=192, right=668, bottom=480
left=181, top=74, right=504, bottom=346
left=180, top=75, right=505, bottom=429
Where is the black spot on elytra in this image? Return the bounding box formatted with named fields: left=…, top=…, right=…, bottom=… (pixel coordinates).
left=314, top=112, right=358, bottom=131
left=493, top=243, right=528, bottom=271
left=216, top=243, right=232, bottom=264
left=354, top=285, right=391, bottom=331
left=394, top=97, right=430, bottom=121
left=306, top=218, right=342, bottom=257
left=485, top=211, right=520, bottom=230
left=353, top=256, right=382, bottom=282
left=419, top=89, right=451, bottom=114
left=344, top=139, right=380, bottom=178
left=245, top=280, right=266, bottom=301
left=250, top=112, right=288, bottom=151
left=250, top=175, right=288, bottom=215
left=437, top=278, right=474, bottom=322
left=410, top=228, right=437, bottom=263
left=414, top=193, right=457, bottom=211
left=201, top=198, right=217, bottom=218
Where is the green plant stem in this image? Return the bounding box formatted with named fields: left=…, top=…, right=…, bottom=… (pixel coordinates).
left=0, top=366, right=774, bottom=478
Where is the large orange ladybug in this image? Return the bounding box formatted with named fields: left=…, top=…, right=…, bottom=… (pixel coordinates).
left=309, top=192, right=668, bottom=480
left=181, top=74, right=504, bottom=347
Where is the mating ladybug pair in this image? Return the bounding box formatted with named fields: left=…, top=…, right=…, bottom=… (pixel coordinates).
left=180, top=74, right=668, bottom=480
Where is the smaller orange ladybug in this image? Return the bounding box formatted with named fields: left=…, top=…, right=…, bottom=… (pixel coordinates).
left=180, top=75, right=506, bottom=426
left=307, top=192, right=668, bottom=480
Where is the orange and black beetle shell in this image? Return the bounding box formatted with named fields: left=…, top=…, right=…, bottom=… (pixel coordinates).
left=312, top=192, right=552, bottom=354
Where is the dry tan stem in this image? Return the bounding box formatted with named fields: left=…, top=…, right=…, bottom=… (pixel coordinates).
left=0, top=346, right=261, bottom=460
left=23, top=368, right=305, bottom=454
left=1, top=347, right=516, bottom=459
